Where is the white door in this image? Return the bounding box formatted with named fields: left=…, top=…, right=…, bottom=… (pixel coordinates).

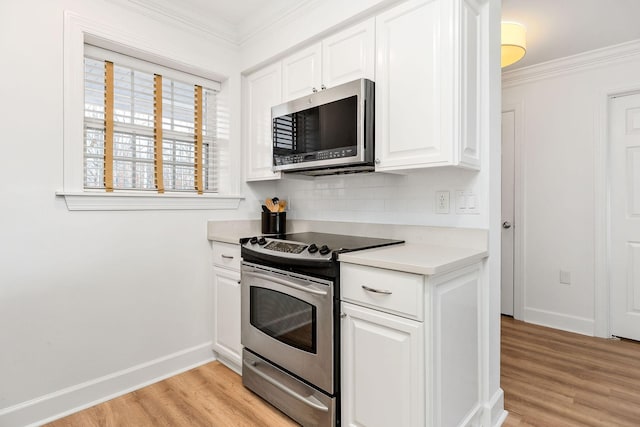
left=610, top=93, right=640, bottom=341
left=281, top=43, right=322, bottom=102
left=341, top=302, right=424, bottom=427
left=322, top=18, right=375, bottom=88
left=501, top=110, right=515, bottom=316
left=212, top=267, right=242, bottom=366
left=245, top=63, right=282, bottom=181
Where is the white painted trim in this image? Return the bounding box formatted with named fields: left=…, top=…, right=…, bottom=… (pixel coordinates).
left=62, top=11, right=240, bottom=210
left=523, top=307, right=595, bottom=336
left=595, top=85, right=640, bottom=338
left=501, top=102, right=525, bottom=320
left=0, top=343, right=215, bottom=427
left=484, top=387, right=507, bottom=427
left=57, top=192, right=243, bottom=211
left=502, top=38, right=640, bottom=88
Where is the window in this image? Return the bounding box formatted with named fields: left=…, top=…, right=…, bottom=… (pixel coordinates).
left=83, top=46, right=218, bottom=194
left=61, top=13, right=241, bottom=210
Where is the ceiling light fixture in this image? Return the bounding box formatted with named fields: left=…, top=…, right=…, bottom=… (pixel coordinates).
left=501, top=21, right=526, bottom=68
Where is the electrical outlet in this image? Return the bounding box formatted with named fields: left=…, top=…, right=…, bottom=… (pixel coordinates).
left=436, top=191, right=450, bottom=214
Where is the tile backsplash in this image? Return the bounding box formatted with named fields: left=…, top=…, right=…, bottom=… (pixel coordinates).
left=268, top=167, right=486, bottom=228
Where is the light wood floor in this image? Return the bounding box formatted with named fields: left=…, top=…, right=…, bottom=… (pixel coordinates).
left=46, top=317, right=640, bottom=426
left=501, top=316, right=640, bottom=426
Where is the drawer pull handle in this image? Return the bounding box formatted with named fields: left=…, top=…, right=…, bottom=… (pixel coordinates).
left=362, top=285, right=392, bottom=295
left=221, top=254, right=234, bottom=259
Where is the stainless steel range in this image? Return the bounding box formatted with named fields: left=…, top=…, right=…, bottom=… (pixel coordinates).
left=240, top=232, right=403, bottom=426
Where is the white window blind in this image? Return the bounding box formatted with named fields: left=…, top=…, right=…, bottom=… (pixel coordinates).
left=83, top=46, right=220, bottom=193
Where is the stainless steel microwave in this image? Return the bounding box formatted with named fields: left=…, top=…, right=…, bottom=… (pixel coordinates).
left=271, top=78, right=374, bottom=176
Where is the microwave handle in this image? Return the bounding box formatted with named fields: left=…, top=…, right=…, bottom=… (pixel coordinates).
left=243, top=271, right=328, bottom=297
left=243, top=359, right=329, bottom=412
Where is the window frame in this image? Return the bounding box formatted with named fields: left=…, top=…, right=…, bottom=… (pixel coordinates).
left=60, top=11, right=242, bottom=211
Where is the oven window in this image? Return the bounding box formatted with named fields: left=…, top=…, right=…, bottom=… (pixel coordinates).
left=250, top=287, right=317, bottom=354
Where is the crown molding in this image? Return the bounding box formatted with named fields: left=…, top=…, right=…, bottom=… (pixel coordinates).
left=236, top=0, right=321, bottom=46
left=502, top=38, right=640, bottom=88
left=105, top=0, right=239, bottom=45
left=105, top=0, right=319, bottom=48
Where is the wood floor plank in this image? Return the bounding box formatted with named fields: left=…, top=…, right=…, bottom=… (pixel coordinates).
left=46, top=317, right=640, bottom=426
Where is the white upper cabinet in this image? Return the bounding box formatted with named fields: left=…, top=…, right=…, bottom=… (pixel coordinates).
left=245, top=62, right=282, bottom=181
left=375, top=0, right=481, bottom=172
left=282, top=18, right=375, bottom=102
left=282, top=43, right=322, bottom=102
left=322, top=19, right=375, bottom=88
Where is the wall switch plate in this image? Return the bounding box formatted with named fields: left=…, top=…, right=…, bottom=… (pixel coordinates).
left=455, top=190, right=479, bottom=214
left=436, top=191, right=450, bottom=214
left=559, top=270, right=571, bottom=285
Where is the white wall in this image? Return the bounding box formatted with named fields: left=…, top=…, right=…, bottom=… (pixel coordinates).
left=0, top=0, right=273, bottom=425
left=502, top=43, right=640, bottom=335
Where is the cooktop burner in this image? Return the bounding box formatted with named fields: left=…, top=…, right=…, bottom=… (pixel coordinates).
left=241, top=231, right=404, bottom=263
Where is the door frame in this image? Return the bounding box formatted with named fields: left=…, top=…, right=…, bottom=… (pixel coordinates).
left=502, top=102, right=525, bottom=320
left=595, top=86, right=640, bottom=338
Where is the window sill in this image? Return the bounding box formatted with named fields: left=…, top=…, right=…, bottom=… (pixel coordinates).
left=56, top=191, right=244, bottom=211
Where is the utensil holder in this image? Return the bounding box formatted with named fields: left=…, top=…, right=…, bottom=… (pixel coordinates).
left=261, top=212, right=286, bottom=235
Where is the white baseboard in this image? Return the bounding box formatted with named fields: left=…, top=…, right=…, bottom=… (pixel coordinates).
left=524, top=307, right=595, bottom=336
left=485, top=387, right=507, bottom=427
left=0, top=342, right=215, bottom=427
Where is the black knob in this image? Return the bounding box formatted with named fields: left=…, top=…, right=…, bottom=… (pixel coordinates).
left=257, top=237, right=267, bottom=246
left=250, top=236, right=258, bottom=244
left=308, top=243, right=318, bottom=254
left=319, top=245, right=331, bottom=255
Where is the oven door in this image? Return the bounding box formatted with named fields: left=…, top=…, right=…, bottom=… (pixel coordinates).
left=241, top=262, right=334, bottom=394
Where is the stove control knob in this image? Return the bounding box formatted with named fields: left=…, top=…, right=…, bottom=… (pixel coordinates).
left=257, top=237, right=267, bottom=246
left=307, top=243, right=318, bottom=254
left=249, top=236, right=258, bottom=245
left=319, top=245, right=331, bottom=255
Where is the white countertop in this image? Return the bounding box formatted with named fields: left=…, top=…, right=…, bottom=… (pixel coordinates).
left=208, top=219, right=488, bottom=275
left=338, top=243, right=488, bottom=276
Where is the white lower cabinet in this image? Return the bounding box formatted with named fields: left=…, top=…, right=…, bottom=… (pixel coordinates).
left=211, top=242, right=242, bottom=373
left=212, top=267, right=241, bottom=372
left=341, top=302, right=424, bottom=427
left=341, top=262, right=483, bottom=426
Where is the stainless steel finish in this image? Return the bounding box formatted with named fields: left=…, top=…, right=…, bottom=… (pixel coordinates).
left=362, top=285, right=393, bottom=295
left=291, top=164, right=374, bottom=176
left=244, top=359, right=329, bottom=412
left=221, top=254, right=234, bottom=259
left=272, top=78, right=373, bottom=173
left=242, top=237, right=333, bottom=262
left=502, top=221, right=512, bottom=229
left=242, top=349, right=335, bottom=427
left=241, top=262, right=335, bottom=393
left=244, top=271, right=328, bottom=296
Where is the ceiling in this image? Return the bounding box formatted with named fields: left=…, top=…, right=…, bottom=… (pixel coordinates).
left=502, top=0, right=640, bottom=69
left=122, top=0, right=640, bottom=68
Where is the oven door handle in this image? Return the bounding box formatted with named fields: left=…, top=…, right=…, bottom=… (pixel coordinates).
left=243, top=359, right=330, bottom=413
left=243, top=271, right=328, bottom=297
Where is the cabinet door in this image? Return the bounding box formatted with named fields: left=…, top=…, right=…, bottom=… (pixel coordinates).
left=282, top=43, right=322, bottom=102
left=341, top=302, right=424, bottom=427
left=375, top=0, right=449, bottom=171
left=245, top=63, right=282, bottom=181
left=322, top=18, right=375, bottom=88
left=212, top=267, right=242, bottom=372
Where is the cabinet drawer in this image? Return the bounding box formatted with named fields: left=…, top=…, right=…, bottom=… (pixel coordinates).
left=341, top=263, right=424, bottom=320
left=212, top=242, right=241, bottom=271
